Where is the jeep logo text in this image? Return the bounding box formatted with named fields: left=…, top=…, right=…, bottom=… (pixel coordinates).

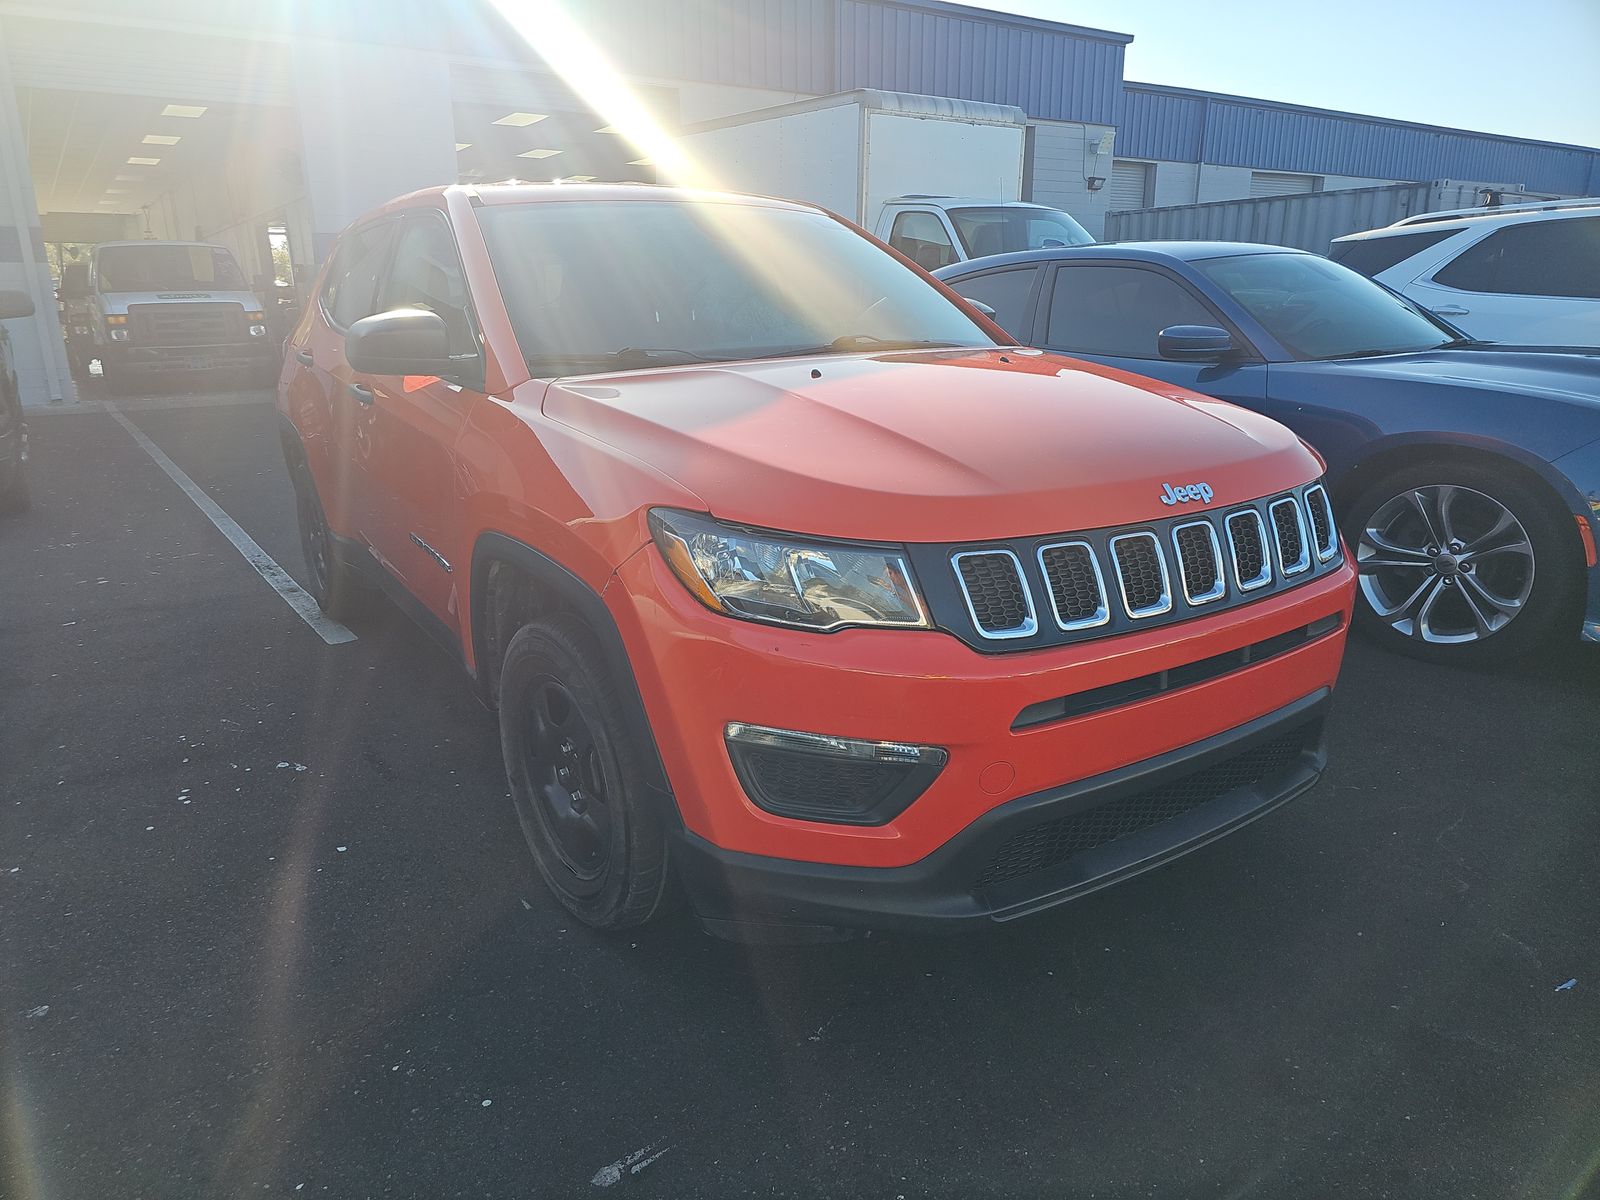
left=1159, top=481, right=1214, bottom=506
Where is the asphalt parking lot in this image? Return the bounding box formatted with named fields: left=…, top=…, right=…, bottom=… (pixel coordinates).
left=4, top=389, right=1600, bottom=1200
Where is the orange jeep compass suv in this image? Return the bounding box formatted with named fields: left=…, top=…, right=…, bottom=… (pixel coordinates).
left=278, top=184, right=1355, bottom=940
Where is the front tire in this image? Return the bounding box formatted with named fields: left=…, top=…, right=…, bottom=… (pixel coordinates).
left=499, top=615, right=669, bottom=930
left=292, top=470, right=371, bottom=622
left=1344, top=461, right=1581, bottom=664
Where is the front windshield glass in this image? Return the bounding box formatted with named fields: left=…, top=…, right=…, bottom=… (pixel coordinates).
left=477, top=200, right=996, bottom=375
left=1193, top=251, right=1455, bottom=359
left=948, top=206, right=1095, bottom=256
left=96, top=245, right=248, bottom=292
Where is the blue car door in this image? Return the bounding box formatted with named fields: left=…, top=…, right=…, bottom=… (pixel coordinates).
left=1032, top=261, right=1271, bottom=412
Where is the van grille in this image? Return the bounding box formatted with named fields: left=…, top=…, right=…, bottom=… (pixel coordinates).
left=128, top=302, right=246, bottom=347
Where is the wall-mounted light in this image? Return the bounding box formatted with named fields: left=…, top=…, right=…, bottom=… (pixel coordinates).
left=1087, top=176, right=1106, bottom=191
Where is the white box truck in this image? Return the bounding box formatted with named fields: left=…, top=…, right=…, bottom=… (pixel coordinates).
left=676, top=90, right=1094, bottom=266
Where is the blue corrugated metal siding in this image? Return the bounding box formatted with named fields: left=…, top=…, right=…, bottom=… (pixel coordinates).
left=1120, top=84, right=1600, bottom=197
left=585, top=0, right=838, bottom=93
left=835, top=0, right=1124, bottom=124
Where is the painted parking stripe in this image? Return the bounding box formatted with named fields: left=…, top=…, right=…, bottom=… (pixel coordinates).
left=106, top=406, right=357, bottom=646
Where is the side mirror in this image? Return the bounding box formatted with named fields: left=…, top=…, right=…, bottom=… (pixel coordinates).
left=59, top=263, right=88, bottom=300
left=966, top=299, right=998, bottom=318
left=0, top=290, right=35, bottom=320
left=1158, top=324, right=1234, bottom=361
left=346, top=308, right=453, bottom=376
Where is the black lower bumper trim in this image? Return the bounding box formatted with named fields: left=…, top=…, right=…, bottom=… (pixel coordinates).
left=674, top=688, right=1331, bottom=933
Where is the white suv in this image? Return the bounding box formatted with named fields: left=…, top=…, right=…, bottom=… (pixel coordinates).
left=1330, top=199, right=1600, bottom=347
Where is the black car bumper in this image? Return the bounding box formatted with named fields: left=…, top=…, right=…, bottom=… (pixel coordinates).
left=675, top=688, right=1331, bottom=937
left=105, top=342, right=276, bottom=372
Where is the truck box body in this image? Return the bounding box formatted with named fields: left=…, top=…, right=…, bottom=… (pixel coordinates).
left=677, top=89, right=1028, bottom=226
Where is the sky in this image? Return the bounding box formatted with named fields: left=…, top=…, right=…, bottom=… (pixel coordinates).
left=970, top=0, right=1600, bottom=147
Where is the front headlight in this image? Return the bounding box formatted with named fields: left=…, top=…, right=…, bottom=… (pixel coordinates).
left=648, top=508, right=929, bottom=631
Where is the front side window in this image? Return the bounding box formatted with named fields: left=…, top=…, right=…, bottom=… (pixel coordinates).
left=378, top=217, right=478, bottom=359
left=888, top=210, right=959, bottom=271
left=948, top=207, right=1094, bottom=258
left=1045, top=265, right=1219, bottom=359
left=477, top=200, right=995, bottom=376
left=96, top=245, right=247, bottom=293
left=1432, top=217, right=1600, bottom=299
left=1194, top=251, right=1456, bottom=359
left=950, top=267, right=1039, bottom=339
left=324, top=222, right=394, bottom=330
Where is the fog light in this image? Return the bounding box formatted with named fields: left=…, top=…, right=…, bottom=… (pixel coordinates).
left=724, top=722, right=947, bottom=825
left=109, top=328, right=129, bottom=341
left=249, top=324, right=267, bottom=337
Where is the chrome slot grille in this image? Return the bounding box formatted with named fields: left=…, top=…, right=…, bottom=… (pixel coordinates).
left=1304, top=485, right=1337, bottom=560
left=1171, top=521, right=1226, bottom=604
left=1109, top=532, right=1171, bottom=618
left=1270, top=497, right=1311, bottom=575
left=1226, top=510, right=1271, bottom=591
left=128, top=303, right=243, bottom=347
left=1037, top=541, right=1109, bottom=629
left=953, top=550, right=1037, bottom=639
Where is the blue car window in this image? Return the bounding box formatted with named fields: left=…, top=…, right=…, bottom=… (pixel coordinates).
left=1045, top=265, right=1217, bottom=359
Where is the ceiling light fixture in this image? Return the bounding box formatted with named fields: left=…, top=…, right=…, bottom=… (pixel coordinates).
left=128, top=156, right=161, bottom=165
left=493, top=112, right=547, bottom=126
left=161, top=104, right=207, bottom=118
left=627, top=157, right=654, bottom=166
left=456, top=142, right=472, bottom=151
left=517, top=148, right=561, bottom=159
left=115, top=173, right=142, bottom=181
left=142, top=134, right=181, bottom=145
left=594, top=125, right=617, bottom=134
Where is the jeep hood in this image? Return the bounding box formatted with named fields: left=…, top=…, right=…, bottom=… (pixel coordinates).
left=540, top=348, right=1318, bottom=543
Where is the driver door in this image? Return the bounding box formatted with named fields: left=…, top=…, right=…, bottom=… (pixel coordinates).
left=1034, top=261, right=1270, bottom=411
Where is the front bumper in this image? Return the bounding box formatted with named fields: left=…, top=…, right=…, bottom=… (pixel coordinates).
left=676, top=688, right=1329, bottom=933
left=104, top=342, right=275, bottom=373
left=610, top=543, right=1353, bottom=872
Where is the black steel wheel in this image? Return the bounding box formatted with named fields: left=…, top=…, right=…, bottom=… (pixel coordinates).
left=1345, top=461, right=1581, bottom=664
left=498, top=614, right=669, bottom=929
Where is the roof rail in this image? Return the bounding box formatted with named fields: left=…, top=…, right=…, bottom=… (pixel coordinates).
left=1391, top=195, right=1600, bottom=227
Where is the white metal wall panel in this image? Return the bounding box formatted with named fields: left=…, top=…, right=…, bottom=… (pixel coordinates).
left=2, top=15, right=294, bottom=106
left=1108, top=160, right=1150, bottom=209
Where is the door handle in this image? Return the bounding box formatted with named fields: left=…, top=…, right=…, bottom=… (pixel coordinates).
left=347, top=383, right=374, bottom=406
left=1429, top=305, right=1471, bottom=317
left=295, top=349, right=314, bottom=366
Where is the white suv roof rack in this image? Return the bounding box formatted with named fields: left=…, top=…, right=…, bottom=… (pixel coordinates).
left=1389, top=196, right=1600, bottom=228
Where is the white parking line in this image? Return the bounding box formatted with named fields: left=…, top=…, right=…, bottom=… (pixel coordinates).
left=106, top=406, right=357, bottom=645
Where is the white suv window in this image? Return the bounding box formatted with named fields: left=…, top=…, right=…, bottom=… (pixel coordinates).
left=1432, top=217, right=1600, bottom=300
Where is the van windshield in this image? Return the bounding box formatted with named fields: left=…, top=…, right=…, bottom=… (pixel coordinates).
left=476, top=200, right=996, bottom=375
left=948, top=206, right=1095, bottom=257
left=96, top=245, right=248, bottom=293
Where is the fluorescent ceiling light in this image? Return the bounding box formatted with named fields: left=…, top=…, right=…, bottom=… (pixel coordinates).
left=115, top=173, right=142, bottom=181
left=493, top=112, right=547, bottom=126
left=142, top=134, right=181, bottom=145
left=106, top=188, right=131, bottom=194
left=517, top=148, right=561, bottom=159
left=594, top=125, right=617, bottom=134
left=561, top=175, right=596, bottom=183
left=128, top=156, right=161, bottom=165
left=627, top=157, right=654, bottom=166
left=161, top=104, right=207, bottom=118
left=455, top=142, right=472, bottom=151
left=97, top=199, right=117, bottom=206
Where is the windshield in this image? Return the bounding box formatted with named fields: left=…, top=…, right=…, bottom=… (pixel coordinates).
left=1193, top=252, right=1455, bottom=359
left=948, top=206, right=1094, bottom=257
left=477, top=200, right=995, bottom=374
left=96, top=244, right=248, bottom=293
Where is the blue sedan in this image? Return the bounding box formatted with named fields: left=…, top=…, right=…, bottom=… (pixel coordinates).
left=934, top=243, right=1600, bottom=664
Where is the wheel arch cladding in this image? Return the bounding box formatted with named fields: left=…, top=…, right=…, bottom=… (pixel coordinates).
left=1334, top=437, right=1590, bottom=566
left=469, top=532, right=678, bottom=819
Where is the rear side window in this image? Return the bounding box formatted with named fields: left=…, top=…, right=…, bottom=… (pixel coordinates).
left=950, top=267, right=1039, bottom=339
left=1045, top=264, right=1219, bottom=359
left=1329, top=228, right=1455, bottom=278
left=1433, top=217, right=1600, bottom=299
left=322, top=221, right=394, bottom=330
left=888, top=211, right=958, bottom=271
left=378, top=216, right=479, bottom=359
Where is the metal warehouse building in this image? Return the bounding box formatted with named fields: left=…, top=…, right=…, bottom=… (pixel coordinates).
left=3, top=0, right=1597, bottom=405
